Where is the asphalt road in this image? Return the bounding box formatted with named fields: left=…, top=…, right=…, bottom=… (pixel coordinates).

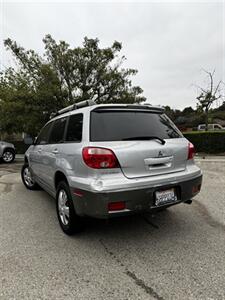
left=0, top=159, right=224, bottom=300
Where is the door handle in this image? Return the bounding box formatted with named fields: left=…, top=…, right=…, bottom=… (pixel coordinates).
left=144, top=156, right=173, bottom=165
left=52, top=149, right=59, bottom=154
left=37, top=148, right=42, bottom=153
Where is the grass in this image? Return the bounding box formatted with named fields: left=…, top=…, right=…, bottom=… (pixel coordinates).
left=183, top=130, right=225, bottom=135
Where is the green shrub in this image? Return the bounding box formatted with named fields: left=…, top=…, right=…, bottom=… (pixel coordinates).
left=8, top=132, right=225, bottom=154
left=183, top=131, right=225, bottom=154
left=8, top=141, right=29, bottom=154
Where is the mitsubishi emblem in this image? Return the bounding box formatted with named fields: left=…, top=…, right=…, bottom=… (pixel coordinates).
left=158, top=151, right=163, bottom=157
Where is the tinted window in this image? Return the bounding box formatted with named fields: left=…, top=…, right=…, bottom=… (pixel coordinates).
left=49, top=117, right=67, bottom=144
left=36, top=122, right=53, bottom=145
left=90, top=111, right=182, bottom=141
left=65, top=114, right=83, bottom=142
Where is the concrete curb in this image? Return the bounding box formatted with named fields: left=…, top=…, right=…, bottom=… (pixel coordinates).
left=195, top=159, right=225, bottom=162
left=15, top=155, right=24, bottom=161
left=195, top=156, right=225, bottom=162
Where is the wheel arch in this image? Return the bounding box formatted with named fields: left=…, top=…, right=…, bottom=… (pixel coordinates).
left=54, top=171, right=68, bottom=190
left=3, top=147, right=15, bottom=155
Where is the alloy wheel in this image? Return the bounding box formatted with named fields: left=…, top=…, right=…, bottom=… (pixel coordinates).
left=58, top=189, right=70, bottom=226
left=23, top=167, right=35, bottom=187
left=3, top=151, right=14, bottom=163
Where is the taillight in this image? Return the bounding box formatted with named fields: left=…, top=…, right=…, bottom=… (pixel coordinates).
left=82, top=147, right=120, bottom=169
left=188, top=142, right=195, bottom=160
left=108, top=201, right=126, bottom=211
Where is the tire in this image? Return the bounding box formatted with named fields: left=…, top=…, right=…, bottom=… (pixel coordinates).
left=2, top=149, right=15, bottom=163
left=56, top=181, right=84, bottom=235
left=21, top=163, right=39, bottom=190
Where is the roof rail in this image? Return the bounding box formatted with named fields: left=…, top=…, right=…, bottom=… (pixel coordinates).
left=50, top=99, right=96, bottom=119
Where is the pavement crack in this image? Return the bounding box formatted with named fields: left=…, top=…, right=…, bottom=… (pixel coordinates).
left=125, top=270, right=164, bottom=300
left=194, top=200, right=225, bottom=232
left=99, top=239, right=164, bottom=300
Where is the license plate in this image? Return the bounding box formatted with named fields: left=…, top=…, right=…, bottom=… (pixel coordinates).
left=155, top=188, right=177, bottom=206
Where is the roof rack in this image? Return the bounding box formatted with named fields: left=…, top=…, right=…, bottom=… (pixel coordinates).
left=50, top=99, right=96, bottom=119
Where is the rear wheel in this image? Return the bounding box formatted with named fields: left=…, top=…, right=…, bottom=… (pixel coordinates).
left=2, top=149, right=15, bottom=163
left=21, top=163, right=39, bottom=190
left=56, top=181, right=84, bottom=235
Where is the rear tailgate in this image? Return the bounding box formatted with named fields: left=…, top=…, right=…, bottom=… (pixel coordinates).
left=92, top=139, right=188, bottom=179
left=90, top=106, right=188, bottom=179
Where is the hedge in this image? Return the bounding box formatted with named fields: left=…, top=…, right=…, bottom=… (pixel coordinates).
left=8, top=131, right=225, bottom=154
left=183, top=131, right=225, bottom=154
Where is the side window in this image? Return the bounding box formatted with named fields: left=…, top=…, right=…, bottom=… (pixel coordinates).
left=65, top=114, right=83, bottom=142
left=36, top=122, right=53, bottom=145
left=49, top=117, right=67, bottom=144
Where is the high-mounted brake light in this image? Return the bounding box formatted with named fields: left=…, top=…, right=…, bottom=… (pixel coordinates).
left=188, top=142, right=195, bottom=160
left=82, top=147, right=120, bottom=169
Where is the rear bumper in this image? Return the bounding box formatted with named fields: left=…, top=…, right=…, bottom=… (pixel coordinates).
left=70, top=173, right=203, bottom=218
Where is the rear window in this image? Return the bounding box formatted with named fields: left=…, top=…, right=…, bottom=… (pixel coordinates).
left=90, top=110, right=182, bottom=141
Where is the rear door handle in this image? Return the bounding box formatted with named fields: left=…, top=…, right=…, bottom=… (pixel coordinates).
left=37, top=148, right=42, bottom=153
left=52, top=149, right=59, bottom=154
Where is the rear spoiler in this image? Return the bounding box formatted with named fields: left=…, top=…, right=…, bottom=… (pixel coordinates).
left=92, top=104, right=164, bottom=113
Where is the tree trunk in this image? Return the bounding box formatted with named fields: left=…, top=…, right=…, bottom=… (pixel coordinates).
left=205, top=108, right=209, bottom=131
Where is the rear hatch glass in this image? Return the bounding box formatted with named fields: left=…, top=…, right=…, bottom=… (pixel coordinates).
left=91, top=109, right=181, bottom=141
left=90, top=109, right=188, bottom=178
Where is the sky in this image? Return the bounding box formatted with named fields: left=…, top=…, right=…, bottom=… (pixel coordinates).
left=0, top=0, right=224, bottom=110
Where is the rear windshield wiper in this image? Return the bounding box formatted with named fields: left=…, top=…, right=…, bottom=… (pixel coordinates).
left=122, top=136, right=166, bottom=145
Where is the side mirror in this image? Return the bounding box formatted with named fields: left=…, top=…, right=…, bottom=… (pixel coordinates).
left=24, top=136, right=34, bottom=145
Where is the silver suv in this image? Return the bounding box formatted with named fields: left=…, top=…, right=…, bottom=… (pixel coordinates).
left=0, top=141, right=16, bottom=163
left=21, top=100, right=202, bottom=235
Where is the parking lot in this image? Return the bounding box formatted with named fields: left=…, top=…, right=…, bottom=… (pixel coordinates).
left=0, top=159, right=224, bottom=300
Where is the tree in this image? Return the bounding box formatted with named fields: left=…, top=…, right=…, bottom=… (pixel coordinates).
left=182, top=106, right=194, bottom=116
left=196, top=70, right=223, bottom=131
left=0, top=35, right=145, bottom=136
left=215, top=101, right=225, bottom=112
left=163, top=106, right=182, bottom=121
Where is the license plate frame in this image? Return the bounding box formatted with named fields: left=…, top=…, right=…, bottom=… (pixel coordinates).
left=155, top=188, right=178, bottom=206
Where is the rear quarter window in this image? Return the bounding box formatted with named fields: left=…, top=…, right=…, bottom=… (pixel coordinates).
left=65, top=114, right=83, bottom=142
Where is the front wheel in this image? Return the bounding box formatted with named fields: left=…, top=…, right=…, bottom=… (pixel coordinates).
left=21, top=163, right=39, bottom=190
left=2, top=149, right=15, bottom=163
left=56, top=181, right=84, bottom=235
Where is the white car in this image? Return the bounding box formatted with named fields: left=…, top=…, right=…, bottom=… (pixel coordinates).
left=197, top=124, right=225, bottom=131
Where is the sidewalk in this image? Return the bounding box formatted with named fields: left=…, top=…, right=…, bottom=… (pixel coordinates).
left=15, top=154, right=24, bottom=161
left=195, top=154, right=225, bottom=161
